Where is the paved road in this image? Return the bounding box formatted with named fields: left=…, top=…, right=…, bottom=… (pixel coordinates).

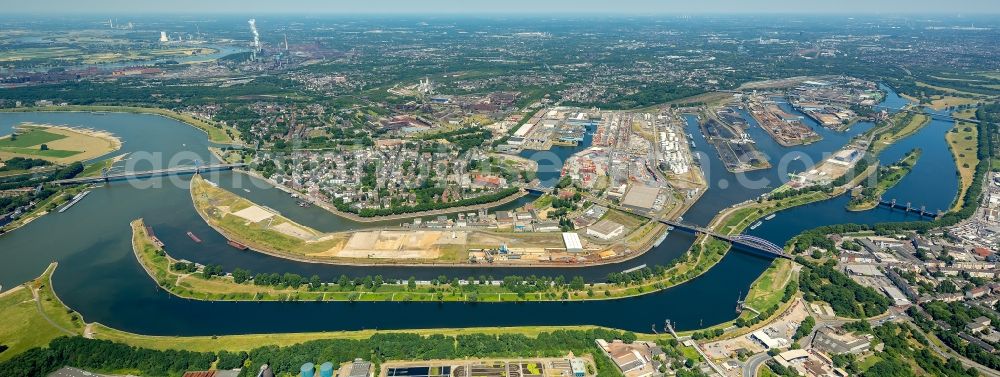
left=743, top=352, right=771, bottom=377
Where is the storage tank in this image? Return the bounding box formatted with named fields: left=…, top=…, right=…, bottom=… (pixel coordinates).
left=301, top=362, right=315, bottom=377
left=319, top=362, right=335, bottom=377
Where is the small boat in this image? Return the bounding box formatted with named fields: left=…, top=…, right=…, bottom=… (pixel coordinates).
left=243, top=188, right=251, bottom=193
left=186, top=231, right=202, bottom=243
left=793, top=156, right=801, bottom=161
left=227, top=240, right=248, bottom=250
left=749, top=221, right=762, bottom=230
left=764, top=214, right=776, bottom=221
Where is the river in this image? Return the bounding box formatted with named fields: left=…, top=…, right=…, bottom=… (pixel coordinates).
left=0, top=86, right=959, bottom=334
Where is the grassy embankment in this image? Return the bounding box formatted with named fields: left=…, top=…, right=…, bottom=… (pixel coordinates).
left=714, top=190, right=832, bottom=236
left=847, top=149, right=923, bottom=211
left=946, top=109, right=981, bottom=212
left=2, top=105, right=239, bottom=144
left=132, top=216, right=728, bottom=303
left=0, top=263, right=85, bottom=363
left=868, top=111, right=932, bottom=155
left=675, top=255, right=799, bottom=341
left=0, top=263, right=627, bottom=360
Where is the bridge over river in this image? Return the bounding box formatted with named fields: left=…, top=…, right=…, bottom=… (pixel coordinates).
left=53, top=163, right=246, bottom=185
left=657, top=218, right=793, bottom=260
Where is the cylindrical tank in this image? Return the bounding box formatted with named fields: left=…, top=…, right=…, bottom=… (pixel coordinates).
left=319, top=362, right=335, bottom=377
left=301, top=362, right=316, bottom=377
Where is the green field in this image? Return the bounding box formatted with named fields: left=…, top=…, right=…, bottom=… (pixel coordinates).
left=0, top=128, right=81, bottom=158
left=0, top=264, right=83, bottom=363
left=947, top=109, right=981, bottom=212
left=0, top=128, right=65, bottom=147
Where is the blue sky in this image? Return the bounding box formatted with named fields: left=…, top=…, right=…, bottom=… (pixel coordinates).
left=7, top=0, right=1000, bottom=14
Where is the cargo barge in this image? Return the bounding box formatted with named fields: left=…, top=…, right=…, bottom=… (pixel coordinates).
left=58, top=190, right=90, bottom=213
left=227, top=240, right=248, bottom=250
left=145, top=225, right=165, bottom=248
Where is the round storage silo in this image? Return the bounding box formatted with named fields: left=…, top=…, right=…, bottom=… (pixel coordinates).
left=301, top=362, right=316, bottom=377
left=319, top=362, right=335, bottom=377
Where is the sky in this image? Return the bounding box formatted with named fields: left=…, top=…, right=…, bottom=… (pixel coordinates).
left=6, top=0, right=1000, bottom=15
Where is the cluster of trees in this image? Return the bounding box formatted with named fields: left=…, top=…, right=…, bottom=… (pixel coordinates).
left=848, top=149, right=920, bottom=208
left=172, top=263, right=225, bottom=277
left=49, top=162, right=84, bottom=181
left=250, top=272, right=318, bottom=289
left=335, top=187, right=519, bottom=217
left=798, top=261, right=889, bottom=318
left=0, top=157, right=50, bottom=172
left=606, top=265, right=667, bottom=285
left=0, top=185, right=56, bottom=216
left=2, top=329, right=644, bottom=377
left=301, top=128, right=374, bottom=149
left=172, top=261, right=198, bottom=273
left=563, top=83, right=704, bottom=110
left=0, top=337, right=215, bottom=377
left=221, top=267, right=608, bottom=299
left=421, top=127, right=491, bottom=153
left=854, top=321, right=978, bottom=377
left=689, top=328, right=724, bottom=340
left=910, top=301, right=1000, bottom=370
left=850, top=104, right=877, bottom=118
left=792, top=316, right=815, bottom=340
left=830, top=156, right=871, bottom=188
left=765, top=183, right=829, bottom=202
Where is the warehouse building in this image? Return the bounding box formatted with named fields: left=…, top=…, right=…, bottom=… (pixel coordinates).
left=587, top=219, right=625, bottom=240
left=621, top=185, right=659, bottom=212
left=562, top=232, right=583, bottom=252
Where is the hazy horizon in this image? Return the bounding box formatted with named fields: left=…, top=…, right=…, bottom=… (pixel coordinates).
left=6, top=0, right=1000, bottom=15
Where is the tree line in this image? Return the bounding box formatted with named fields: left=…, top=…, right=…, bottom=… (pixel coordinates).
left=1, top=328, right=640, bottom=377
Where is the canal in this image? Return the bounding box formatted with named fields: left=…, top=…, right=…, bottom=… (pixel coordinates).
left=0, top=86, right=959, bottom=334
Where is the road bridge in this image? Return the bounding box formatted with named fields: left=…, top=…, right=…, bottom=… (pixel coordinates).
left=53, top=163, right=245, bottom=185
left=525, top=186, right=553, bottom=195
left=658, top=218, right=793, bottom=259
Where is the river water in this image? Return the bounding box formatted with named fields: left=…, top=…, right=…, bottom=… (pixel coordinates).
left=0, top=86, right=958, bottom=334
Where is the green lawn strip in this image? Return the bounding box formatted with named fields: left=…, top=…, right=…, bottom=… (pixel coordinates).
left=0, top=128, right=66, bottom=148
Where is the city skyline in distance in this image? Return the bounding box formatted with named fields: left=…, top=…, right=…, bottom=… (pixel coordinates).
left=6, top=0, right=1000, bottom=15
